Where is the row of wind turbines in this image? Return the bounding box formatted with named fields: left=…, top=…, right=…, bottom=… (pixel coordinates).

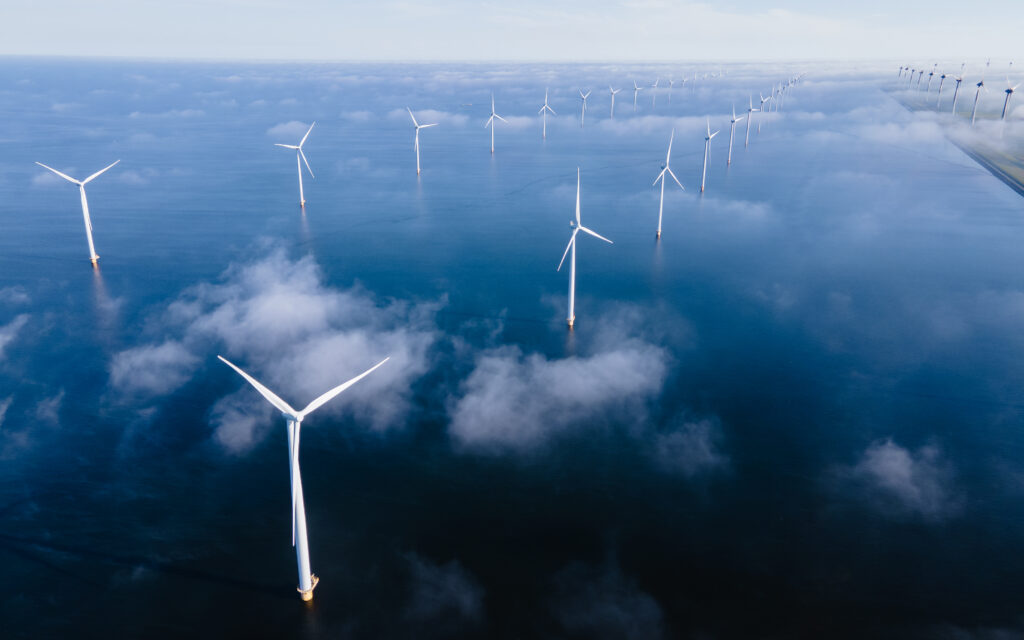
left=897, top=63, right=1019, bottom=125
left=33, top=72, right=803, bottom=598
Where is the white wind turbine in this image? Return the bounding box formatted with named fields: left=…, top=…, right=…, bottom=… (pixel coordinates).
left=951, top=71, right=965, bottom=115
left=651, top=78, right=659, bottom=107
left=700, top=118, right=719, bottom=194
left=668, top=78, right=675, bottom=103
left=217, top=355, right=390, bottom=602
left=35, top=159, right=120, bottom=266
left=936, top=72, right=949, bottom=107
left=485, top=94, right=508, bottom=154
left=557, top=169, right=613, bottom=329
left=609, top=86, right=621, bottom=118
left=652, top=129, right=685, bottom=239
left=727, top=106, right=745, bottom=166
left=579, top=89, right=591, bottom=126
left=275, top=122, right=315, bottom=207
left=926, top=64, right=937, bottom=92
left=539, top=88, right=557, bottom=139
left=745, top=95, right=759, bottom=147
left=407, top=108, right=437, bottom=175
left=1002, top=78, right=1020, bottom=120
left=757, top=92, right=769, bottom=133
left=633, top=80, right=643, bottom=110
left=970, top=76, right=987, bottom=125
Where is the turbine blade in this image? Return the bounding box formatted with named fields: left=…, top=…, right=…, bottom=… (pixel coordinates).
left=275, top=144, right=299, bottom=149
left=299, top=121, right=315, bottom=148
left=407, top=107, right=419, bottom=128
left=82, top=160, right=120, bottom=184
left=299, top=149, right=314, bottom=178
left=557, top=230, right=578, bottom=271
left=578, top=225, right=613, bottom=244
left=297, top=357, right=390, bottom=418
left=666, top=167, right=685, bottom=191
left=35, top=162, right=80, bottom=185
left=495, top=114, right=508, bottom=123
left=217, top=355, right=297, bottom=416
left=666, top=128, right=675, bottom=159
left=653, top=167, right=666, bottom=186
left=420, top=123, right=438, bottom=128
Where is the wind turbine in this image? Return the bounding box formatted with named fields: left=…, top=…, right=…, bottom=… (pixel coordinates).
left=951, top=71, right=965, bottom=115
left=757, top=92, right=769, bottom=133
left=970, top=76, right=987, bottom=125
left=745, top=95, right=759, bottom=147
left=1002, top=78, right=1020, bottom=120
left=539, top=88, right=557, bottom=139
left=609, top=86, right=621, bottom=118
left=651, top=78, right=659, bottom=107
left=557, top=169, right=612, bottom=329
left=407, top=108, right=437, bottom=175
left=937, top=72, right=948, bottom=107
left=652, top=129, right=685, bottom=239
left=727, top=106, right=745, bottom=165
left=485, top=94, right=508, bottom=154
left=668, top=78, right=674, bottom=103
left=633, top=80, right=643, bottom=110
left=579, top=89, right=591, bottom=126
left=926, top=64, right=937, bottom=92
left=917, top=69, right=925, bottom=87
left=217, top=354, right=390, bottom=601
left=700, top=118, right=719, bottom=194
left=35, top=160, right=119, bottom=266
left=275, top=122, right=315, bottom=207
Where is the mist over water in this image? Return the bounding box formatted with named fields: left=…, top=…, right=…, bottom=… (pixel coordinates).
left=1, top=58, right=1024, bottom=638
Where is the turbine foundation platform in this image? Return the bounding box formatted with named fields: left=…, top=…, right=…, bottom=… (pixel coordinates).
left=298, top=574, right=319, bottom=602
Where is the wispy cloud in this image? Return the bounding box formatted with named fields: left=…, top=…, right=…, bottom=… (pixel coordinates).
left=550, top=559, right=664, bottom=640
left=652, top=416, right=729, bottom=478
left=404, top=553, right=484, bottom=627
left=266, top=120, right=312, bottom=139
left=0, top=314, right=29, bottom=361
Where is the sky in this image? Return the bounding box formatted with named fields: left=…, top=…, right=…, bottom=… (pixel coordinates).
left=2, top=0, right=1021, bottom=62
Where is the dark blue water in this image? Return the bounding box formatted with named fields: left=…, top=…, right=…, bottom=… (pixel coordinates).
left=1, top=58, right=1023, bottom=639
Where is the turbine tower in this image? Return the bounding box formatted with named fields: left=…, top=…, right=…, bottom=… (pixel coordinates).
left=485, top=94, right=508, bottom=154
left=609, top=86, right=621, bottom=118
left=652, top=129, right=685, bottom=239
left=557, top=169, right=612, bottom=329
left=951, top=72, right=965, bottom=115
left=539, top=88, right=557, bottom=139
left=757, top=93, right=769, bottom=134
left=217, top=355, right=390, bottom=601
left=1002, top=78, right=1020, bottom=120
left=727, top=106, right=745, bottom=165
left=937, top=72, right=948, bottom=107
left=745, top=95, right=759, bottom=147
left=651, top=78, right=659, bottom=107
left=407, top=108, right=437, bottom=175
left=700, top=118, right=719, bottom=194
left=274, top=122, right=315, bottom=207
left=35, top=160, right=120, bottom=266
left=632, top=80, right=643, bottom=111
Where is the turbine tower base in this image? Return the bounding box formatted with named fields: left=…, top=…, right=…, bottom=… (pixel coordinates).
left=567, top=316, right=575, bottom=329
left=298, top=574, right=319, bottom=602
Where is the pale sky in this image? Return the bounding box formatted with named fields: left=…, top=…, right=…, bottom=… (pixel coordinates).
left=2, top=0, right=1020, bottom=62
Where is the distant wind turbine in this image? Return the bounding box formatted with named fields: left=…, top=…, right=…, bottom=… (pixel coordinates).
left=274, top=122, right=315, bottom=207
left=579, top=89, right=591, bottom=126
left=700, top=118, right=719, bottom=194
left=668, top=78, right=674, bottom=103
left=1002, top=78, right=1020, bottom=120
left=651, top=78, right=659, bottom=107
left=745, top=95, right=759, bottom=147
left=728, top=105, right=745, bottom=165
left=951, top=71, right=965, bottom=115
left=407, top=108, right=437, bottom=175
left=557, top=169, right=612, bottom=329
left=217, top=354, right=390, bottom=601
left=757, top=92, right=769, bottom=133
left=633, top=80, right=643, bottom=110
left=652, top=129, right=685, bottom=239
left=35, top=160, right=120, bottom=266
left=539, top=88, right=556, bottom=139
left=485, top=94, right=508, bottom=154
left=937, top=72, right=948, bottom=107
left=970, top=76, right=987, bottom=125
left=609, top=86, right=621, bottom=118
left=926, top=64, right=937, bottom=92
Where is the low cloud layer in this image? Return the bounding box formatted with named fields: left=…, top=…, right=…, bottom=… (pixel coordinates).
left=838, top=438, right=962, bottom=521
left=404, top=554, right=484, bottom=626
left=0, top=314, right=29, bottom=361
left=108, top=250, right=440, bottom=453
left=551, top=560, right=665, bottom=640
left=652, top=417, right=729, bottom=477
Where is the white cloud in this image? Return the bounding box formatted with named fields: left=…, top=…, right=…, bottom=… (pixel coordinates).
left=0, top=314, right=29, bottom=360
left=388, top=108, right=468, bottom=127
left=652, top=417, right=729, bottom=477
left=551, top=560, right=664, bottom=640
left=404, top=554, right=484, bottom=625
left=266, top=120, right=312, bottom=140
left=109, top=250, right=440, bottom=453
left=447, top=338, right=668, bottom=454
left=0, top=287, right=29, bottom=306
left=839, top=438, right=962, bottom=520
left=34, top=390, right=64, bottom=425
